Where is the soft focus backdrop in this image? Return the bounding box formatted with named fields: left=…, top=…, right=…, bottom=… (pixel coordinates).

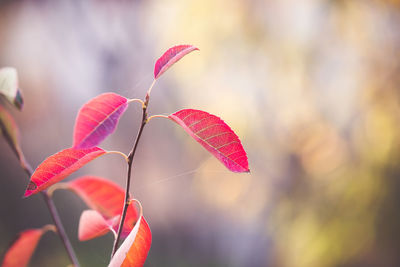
left=1, top=0, right=400, bottom=266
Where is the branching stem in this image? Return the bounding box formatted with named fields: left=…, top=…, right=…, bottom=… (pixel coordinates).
left=111, top=81, right=153, bottom=257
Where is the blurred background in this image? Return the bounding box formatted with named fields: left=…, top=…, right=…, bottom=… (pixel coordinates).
left=1, top=0, right=400, bottom=266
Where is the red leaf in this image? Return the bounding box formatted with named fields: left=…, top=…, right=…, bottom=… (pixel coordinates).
left=169, top=109, right=249, bottom=172
left=24, top=147, right=106, bottom=198
left=78, top=209, right=119, bottom=241
left=73, top=93, right=128, bottom=149
left=1, top=225, right=54, bottom=267
left=108, top=215, right=151, bottom=267
left=0, top=105, right=32, bottom=174
left=68, top=176, right=138, bottom=238
left=154, top=45, right=199, bottom=79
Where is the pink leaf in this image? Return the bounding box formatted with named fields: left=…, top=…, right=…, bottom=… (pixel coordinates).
left=1, top=225, right=54, bottom=267
left=68, top=176, right=138, bottom=238
left=169, top=109, right=249, bottom=173
left=154, top=45, right=199, bottom=79
left=108, top=215, right=151, bottom=267
left=24, top=147, right=106, bottom=198
left=73, top=93, right=128, bottom=149
left=78, top=210, right=119, bottom=241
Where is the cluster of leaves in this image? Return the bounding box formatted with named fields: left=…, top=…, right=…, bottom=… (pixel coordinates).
left=0, top=45, right=249, bottom=266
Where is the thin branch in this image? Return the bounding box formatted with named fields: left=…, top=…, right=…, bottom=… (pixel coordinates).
left=2, top=130, right=80, bottom=266
left=111, top=104, right=148, bottom=257
left=111, top=80, right=156, bottom=257
left=41, top=191, right=80, bottom=267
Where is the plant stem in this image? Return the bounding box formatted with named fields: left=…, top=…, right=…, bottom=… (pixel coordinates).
left=41, top=191, right=80, bottom=267
left=111, top=94, right=150, bottom=257
left=5, top=143, right=80, bottom=266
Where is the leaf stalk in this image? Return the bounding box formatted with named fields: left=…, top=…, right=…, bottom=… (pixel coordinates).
left=146, top=114, right=169, bottom=123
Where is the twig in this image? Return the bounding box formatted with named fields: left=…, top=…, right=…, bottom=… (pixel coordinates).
left=111, top=86, right=152, bottom=257
left=3, top=137, right=80, bottom=266
left=41, top=190, right=80, bottom=267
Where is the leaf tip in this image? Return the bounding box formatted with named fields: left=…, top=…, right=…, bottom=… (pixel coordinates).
left=23, top=181, right=37, bottom=198
left=154, top=44, right=199, bottom=79
left=72, top=93, right=128, bottom=149
left=169, top=109, right=249, bottom=173
left=14, top=89, right=24, bottom=110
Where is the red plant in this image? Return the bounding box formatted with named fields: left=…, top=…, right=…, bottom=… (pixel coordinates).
left=0, top=45, right=249, bottom=266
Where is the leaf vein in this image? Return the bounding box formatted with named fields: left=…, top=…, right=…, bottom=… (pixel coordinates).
left=194, top=123, right=225, bottom=135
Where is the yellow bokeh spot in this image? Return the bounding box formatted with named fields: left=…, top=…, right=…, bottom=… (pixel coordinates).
left=193, top=157, right=251, bottom=211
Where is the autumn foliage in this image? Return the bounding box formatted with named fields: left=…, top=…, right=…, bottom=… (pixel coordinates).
left=0, top=45, right=249, bottom=266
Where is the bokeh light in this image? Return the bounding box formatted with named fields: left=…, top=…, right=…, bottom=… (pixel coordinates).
left=1, top=0, right=400, bottom=266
